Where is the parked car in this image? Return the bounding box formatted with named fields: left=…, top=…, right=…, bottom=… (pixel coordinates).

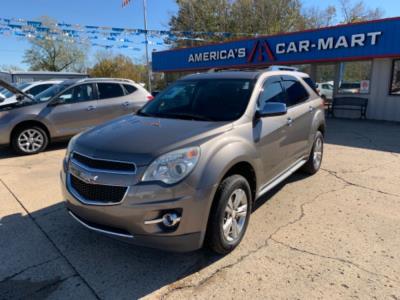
left=62, top=68, right=326, bottom=254
left=0, top=80, right=63, bottom=107
left=0, top=78, right=152, bottom=155
left=316, top=81, right=334, bottom=101
left=339, top=82, right=360, bottom=94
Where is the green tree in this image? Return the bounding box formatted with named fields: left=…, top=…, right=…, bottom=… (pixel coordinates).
left=88, top=52, right=147, bottom=84
left=23, top=17, right=88, bottom=72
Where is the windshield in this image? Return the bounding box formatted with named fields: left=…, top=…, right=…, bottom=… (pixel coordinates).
left=138, top=79, right=254, bottom=122
left=34, top=82, right=73, bottom=102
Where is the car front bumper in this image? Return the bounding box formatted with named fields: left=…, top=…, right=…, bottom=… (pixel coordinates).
left=61, top=163, right=216, bottom=252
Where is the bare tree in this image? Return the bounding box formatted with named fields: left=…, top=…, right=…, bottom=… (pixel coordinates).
left=339, top=0, right=384, bottom=23
left=303, top=5, right=337, bottom=29
left=23, top=17, right=88, bottom=72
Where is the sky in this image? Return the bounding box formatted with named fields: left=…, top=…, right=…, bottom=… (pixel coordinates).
left=0, top=0, right=399, bottom=70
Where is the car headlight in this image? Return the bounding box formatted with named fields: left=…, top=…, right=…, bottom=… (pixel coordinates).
left=142, top=147, right=200, bottom=185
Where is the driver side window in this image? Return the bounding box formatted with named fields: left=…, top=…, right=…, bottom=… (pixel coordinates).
left=58, top=84, right=94, bottom=104
left=258, top=80, right=286, bottom=111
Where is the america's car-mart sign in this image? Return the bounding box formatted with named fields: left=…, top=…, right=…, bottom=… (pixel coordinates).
left=152, top=17, right=400, bottom=72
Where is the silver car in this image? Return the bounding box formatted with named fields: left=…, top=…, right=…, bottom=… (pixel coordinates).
left=0, top=78, right=152, bottom=154
left=62, top=68, right=326, bottom=254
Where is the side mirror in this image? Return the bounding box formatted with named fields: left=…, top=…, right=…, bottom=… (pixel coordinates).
left=256, top=102, right=287, bottom=118
left=16, top=94, right=25, bottom=101
left=49, top=98, right=66, bottom=106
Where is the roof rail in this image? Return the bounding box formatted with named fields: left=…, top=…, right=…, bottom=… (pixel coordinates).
left=82, top=77, right=135, bottom=83
left=266, top=65, right=299, bottom=72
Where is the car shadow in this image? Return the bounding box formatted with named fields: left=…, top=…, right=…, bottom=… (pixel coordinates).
left=0, top=141, right=68, bottom=159
left=325, top=118, right=400, bottom=154
left=0, top=202, right=223, bottom=299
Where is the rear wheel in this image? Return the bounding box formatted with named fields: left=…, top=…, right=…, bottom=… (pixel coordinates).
left=11, top=126, right=49, bottom=155
left=206, top=175, right=252, bottom=254
left=301, top=131, right=324, bottom=175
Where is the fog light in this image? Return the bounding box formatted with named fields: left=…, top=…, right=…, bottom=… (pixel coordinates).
left=162, top=212, right=181, bottom=227
left=144, top=211, right=181, bottom=227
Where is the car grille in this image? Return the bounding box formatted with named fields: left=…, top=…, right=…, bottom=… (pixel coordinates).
left=72, top=152, right=136, bottom=173
left=70, top=175, right=127, bottom=203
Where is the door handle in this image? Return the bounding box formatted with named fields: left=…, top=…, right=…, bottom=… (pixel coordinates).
left=287, top=117, right=293, bottom=126
left=87, top=105, right=95, bottom=111
left=122, top=101, right=130, bottom=107
left=309, top=106, right=314, bottom=113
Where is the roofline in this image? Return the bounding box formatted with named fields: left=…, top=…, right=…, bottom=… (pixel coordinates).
left=0, top=71, right=87, bottom=75
left=154, top=16, right=400, bottom=55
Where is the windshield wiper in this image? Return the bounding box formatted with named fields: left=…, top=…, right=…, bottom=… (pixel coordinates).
left=156, top=113, right=214, bottom=121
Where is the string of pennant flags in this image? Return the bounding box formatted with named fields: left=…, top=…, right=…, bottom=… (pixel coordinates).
left=0, top=17, right=261, bottom=51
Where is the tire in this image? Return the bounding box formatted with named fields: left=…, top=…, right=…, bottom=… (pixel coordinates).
left=11, top=126, right=49, bottom=155
left=301, top=131, right=324, bottom=175
left=206, top=175, right=252, bottom=254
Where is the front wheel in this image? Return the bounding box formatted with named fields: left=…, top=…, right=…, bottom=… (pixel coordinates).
left=11, top=126, right=49, bottom=155
left=301, top=131, right=324, bottom=175
left=206, top=175, right=252, bottom=254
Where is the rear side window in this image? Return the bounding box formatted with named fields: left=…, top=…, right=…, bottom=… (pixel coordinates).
left=302, top=77, right=318, bottom=93
left=282, top=80, right=309, bottom=107
left=97, top=83, right=125, bottom=99
left=123, top=84, right=137, bottom=95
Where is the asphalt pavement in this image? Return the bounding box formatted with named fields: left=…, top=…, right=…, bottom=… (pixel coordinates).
left=1, top=118, right=400, bottom=299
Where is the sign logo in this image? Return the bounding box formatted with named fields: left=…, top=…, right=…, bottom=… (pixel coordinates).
left=247, top=40, right=275, bottom=63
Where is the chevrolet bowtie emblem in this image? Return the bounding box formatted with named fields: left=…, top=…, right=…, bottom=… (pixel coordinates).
left=78, top=171, right=99, bottom=184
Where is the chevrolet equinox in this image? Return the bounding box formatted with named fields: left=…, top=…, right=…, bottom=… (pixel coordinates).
left=62, top=67, right=326, bottom=254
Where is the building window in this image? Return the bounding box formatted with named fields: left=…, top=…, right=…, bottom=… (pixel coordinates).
left=390, top=59, right=400, bottom=95
left=338, top=61, right=372, bottom=94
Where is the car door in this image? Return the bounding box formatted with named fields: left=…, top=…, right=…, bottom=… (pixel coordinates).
left=281, top=76, right=313, bottom=163
left=95, top=82, right=134, bottom=123
left=254, top=76, right=292, bottom=184
left=45, top=83, right=99, bottom=137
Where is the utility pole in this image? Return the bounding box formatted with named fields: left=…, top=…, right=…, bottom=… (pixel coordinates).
left=142, top=0, right=152, bottom=92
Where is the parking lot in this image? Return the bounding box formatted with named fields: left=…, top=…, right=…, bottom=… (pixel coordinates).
left=0, top=118, right=399, bottom=299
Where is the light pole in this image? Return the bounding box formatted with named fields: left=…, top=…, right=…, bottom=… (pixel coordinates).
left=142, top=0, right=152, bottom=92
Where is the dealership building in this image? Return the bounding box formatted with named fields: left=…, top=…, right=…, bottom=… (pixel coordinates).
left=152, top=17, right=400, bottom=122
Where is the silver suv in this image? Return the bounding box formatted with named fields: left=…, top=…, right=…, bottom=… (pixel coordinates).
left=62, top=68, right=325, bottom=254
left=0, top=78, right=152, bottom=154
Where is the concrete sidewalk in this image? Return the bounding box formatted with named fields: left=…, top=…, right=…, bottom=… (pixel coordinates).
left=1, top=119, right=400, bottom=299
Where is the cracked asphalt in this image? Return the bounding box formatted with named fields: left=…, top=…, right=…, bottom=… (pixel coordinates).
left=1, top=118, right=400, bottom=300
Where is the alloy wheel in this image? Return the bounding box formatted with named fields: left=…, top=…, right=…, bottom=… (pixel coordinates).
left=17, top=128, right=45, bottom=153
left=223, top=188, right=248, bottom=243
left=313, top=136, right=323, bottom=169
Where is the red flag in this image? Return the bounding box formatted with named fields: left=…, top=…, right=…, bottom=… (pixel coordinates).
left=122, top=0, right=131, bottom=7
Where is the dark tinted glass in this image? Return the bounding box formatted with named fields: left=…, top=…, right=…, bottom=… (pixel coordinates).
left=123, top=84, right=137, bottom=94
left=259, top=82, right=286, bottom=110
left=27, top=84, right=53, bottom=96
left=390, top=60, right=400, bottom=95
left=98, top=83, right=124, bottom=99
left=302, top=77, right=318, bottom=93
left=35, top=82, right=75, bottom=102
left=283, top=80, right=309, bottom=107
left=139, top=79, right=254, bottom=121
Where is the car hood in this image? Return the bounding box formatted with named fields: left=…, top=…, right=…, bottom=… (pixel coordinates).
left=0, top=79, right=34, bottom=101
left=74, top=115, right=233, bottom=166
